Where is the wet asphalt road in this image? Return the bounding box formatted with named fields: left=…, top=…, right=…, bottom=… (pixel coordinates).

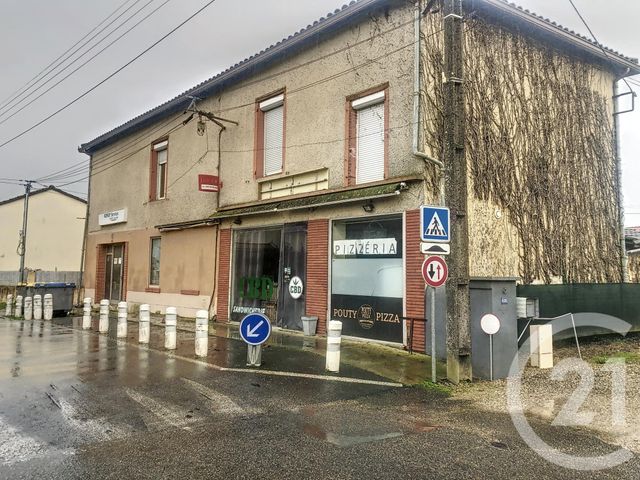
left=1, top=317, right=639, bottom=479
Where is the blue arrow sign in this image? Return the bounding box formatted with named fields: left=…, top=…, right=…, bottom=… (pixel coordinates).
left=239, top=313, right=272, bottom=346
left=420, top=206, right=450, bottom=243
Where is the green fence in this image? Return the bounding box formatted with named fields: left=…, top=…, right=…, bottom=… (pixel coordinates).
left=517, top=283, right=640, bottom=331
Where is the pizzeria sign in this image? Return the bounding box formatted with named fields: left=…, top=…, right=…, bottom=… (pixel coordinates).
left=333, top=238, right=397, bottom=256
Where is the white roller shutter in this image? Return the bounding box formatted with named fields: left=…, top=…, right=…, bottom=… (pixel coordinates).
left=263, top=104, right=284, bottom=176
left=356, top=102, right=385, bottom=184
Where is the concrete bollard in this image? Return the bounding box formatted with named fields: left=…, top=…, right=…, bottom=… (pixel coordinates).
left=24, top=297, right=33, bottom=321
left=139, top=304, right=150, bottom=344
left=195, top=310, right=209, bottom=357
left=99, top=299, right=109, bottom=333
left=43, top=294, right=53, bottom=320
left=33, top=295, right=42, bottom=320
left=117, top=301, right=128, bottom=338
left=164, top=307, right=177, bottom=350
left=5, top=294, right=13, bottom=316
left=15, top=295, right=23, bottom=318
left=82, top=297, right=92, bottom=329
left=325, top=320, right=342, bottom=373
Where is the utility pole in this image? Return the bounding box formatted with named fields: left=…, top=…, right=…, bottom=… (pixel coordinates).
left=442, top=0, right=472, bottom=382
left=18, top=180, right=33, bottom=284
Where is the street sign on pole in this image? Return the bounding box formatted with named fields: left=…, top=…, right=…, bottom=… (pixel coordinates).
left=239, top=313, right=272, bottom=346
left=422, top=256, right=448, bottom=288
left=420, top=242, right=450, bottom=255
left=420, top=206, right=450, bottom=243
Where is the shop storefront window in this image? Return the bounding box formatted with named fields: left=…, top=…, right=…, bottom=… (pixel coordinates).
left=331, top=216, right=403, bottom=342
left=231, top=228, right=281, bottom=322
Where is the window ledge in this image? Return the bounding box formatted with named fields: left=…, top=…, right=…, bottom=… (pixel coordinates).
left=145, top=287, right=161, bottom=293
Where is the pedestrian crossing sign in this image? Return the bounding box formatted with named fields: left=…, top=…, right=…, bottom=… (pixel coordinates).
left=420, top=206, right=450, bottom=243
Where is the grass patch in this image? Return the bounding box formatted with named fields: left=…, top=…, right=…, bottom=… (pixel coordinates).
left=418, top=380, right=453, bottom=396
left=592, top=351, right=640, bottom=364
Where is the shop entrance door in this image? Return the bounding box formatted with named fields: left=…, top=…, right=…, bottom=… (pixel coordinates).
left=104, top=244, right=124, bottom=302
left=276, top=223, right=307, bottom=330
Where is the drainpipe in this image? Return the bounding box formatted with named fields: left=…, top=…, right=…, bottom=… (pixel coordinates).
left=208, top=125, right=225, bottom=319
left=613, top=80, right=629, bottom=282
left=413, top=1, right=445, bottom=204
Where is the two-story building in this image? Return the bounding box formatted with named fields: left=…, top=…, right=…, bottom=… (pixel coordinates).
left=79, top=0, right=639, bottom=379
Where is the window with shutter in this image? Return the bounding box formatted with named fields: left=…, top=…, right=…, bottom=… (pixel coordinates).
left=346, top=88, right=387, bottom=186
left=150, top=140, right=168, bottom=200
left=255, top=93, right=285, bottom=178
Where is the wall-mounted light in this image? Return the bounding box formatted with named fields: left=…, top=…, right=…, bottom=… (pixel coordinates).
left=233, top=217, right=242, bottom=225
left=362, top=201, right=375, bottom=213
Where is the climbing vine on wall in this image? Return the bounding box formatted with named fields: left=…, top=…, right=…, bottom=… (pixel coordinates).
left=420, top=11, right=622, bottom=284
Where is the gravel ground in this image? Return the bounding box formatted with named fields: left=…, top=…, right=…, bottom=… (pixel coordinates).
left=452, top=334, right=640, bottom=453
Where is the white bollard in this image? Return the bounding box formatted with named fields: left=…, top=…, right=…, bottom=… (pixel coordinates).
left=82, top=297, right=92, bottom=329
left=43, top=294, right=53, bottom=321
left=325, top=320, right=342, bottom=373
left=139, top=304, right=150, bottom=344
left=24, top=296, right=33, bottom=321
left=99, top=299, right=109, bottom=333
left=33, top=295, right=42, bottom=320
left=5, top=294, right=13, bottom=316
left=195, top=310, right=209, bottom=357
left=164, top=307, right=177, bottom=350
left=15, top=295, right=23, bottom=318
left=117, top=301, right=128, bottom=338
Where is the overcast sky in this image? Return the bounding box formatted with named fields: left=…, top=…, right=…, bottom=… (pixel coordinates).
left=0, top=0, right=638, bottom=224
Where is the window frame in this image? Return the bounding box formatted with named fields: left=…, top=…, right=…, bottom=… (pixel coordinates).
left=254, top=89, right=286, bottom=179
left=150, top=139, right=168, bottom=201
left=149, top=236, right=161, bottom=287
left=344, top=84, right=389, bottom=186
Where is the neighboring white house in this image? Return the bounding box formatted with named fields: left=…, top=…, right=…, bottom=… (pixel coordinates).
left=0, top=186, right=86, bottom=285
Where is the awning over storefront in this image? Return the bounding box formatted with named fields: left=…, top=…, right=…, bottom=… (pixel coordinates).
left=209, top=178, right=415, bottom=220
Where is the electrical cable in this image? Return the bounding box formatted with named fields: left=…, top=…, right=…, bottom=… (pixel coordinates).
left=567, top=0, right=635, bottom=93
left=0, top=0, right=173, bottom=125
left=27, top=17, right=447, bottom=185
left=0, top=0, right=145, bottom=114
left=0, top=0, right=137, bottom=111
left=0, top=0, right=219, bottom=151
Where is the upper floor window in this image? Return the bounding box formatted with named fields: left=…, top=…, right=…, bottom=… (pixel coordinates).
left=150, top=140, right=168, bottom=200
left=346, top=87, right=388, bottom=185
left=255, top=93, right=284, bottom=178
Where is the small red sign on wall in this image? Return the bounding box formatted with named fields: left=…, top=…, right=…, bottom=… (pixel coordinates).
left=198, top=174, right=219, bottom=192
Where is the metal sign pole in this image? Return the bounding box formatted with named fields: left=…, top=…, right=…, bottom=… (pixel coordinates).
left=489, top=334, right=494, bottom=382
left=430, top=286, right=436, bottom=383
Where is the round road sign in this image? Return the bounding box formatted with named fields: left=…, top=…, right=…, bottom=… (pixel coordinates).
left=422, top=256, right=448, bottom=288
left=480, top=313, right=501, bottom=335
left=239, top=313, right=272, bottom=346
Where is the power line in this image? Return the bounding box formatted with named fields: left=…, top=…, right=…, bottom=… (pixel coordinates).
left=0, top=0, right=172, bottom=125
left=567, top=0, right=635, bottom=93
left=36, top=23, right=444, bottom=184
left=0, top=0, right=218, bottom=151
left=0, top=0, right=143, bottom=114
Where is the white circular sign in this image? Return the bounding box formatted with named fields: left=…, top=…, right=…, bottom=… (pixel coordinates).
left=480, top=313, right=501, bottom=335
left=288, top=276, right=303, bottom=299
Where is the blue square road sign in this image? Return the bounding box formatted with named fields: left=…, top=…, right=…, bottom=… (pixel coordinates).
left=420, top=206, right=450, bottom=243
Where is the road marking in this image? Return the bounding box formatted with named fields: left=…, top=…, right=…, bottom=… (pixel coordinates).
left=181, top=378, right=261, bottom=415
left=125, top=388, right=202, bottom=430
left=0, top=414, right=73, bottom=467
left=53, top=393, right=126, bottom=441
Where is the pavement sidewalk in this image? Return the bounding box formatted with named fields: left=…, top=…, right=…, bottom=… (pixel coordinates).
left=64, top=313, right=438, bottom=385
